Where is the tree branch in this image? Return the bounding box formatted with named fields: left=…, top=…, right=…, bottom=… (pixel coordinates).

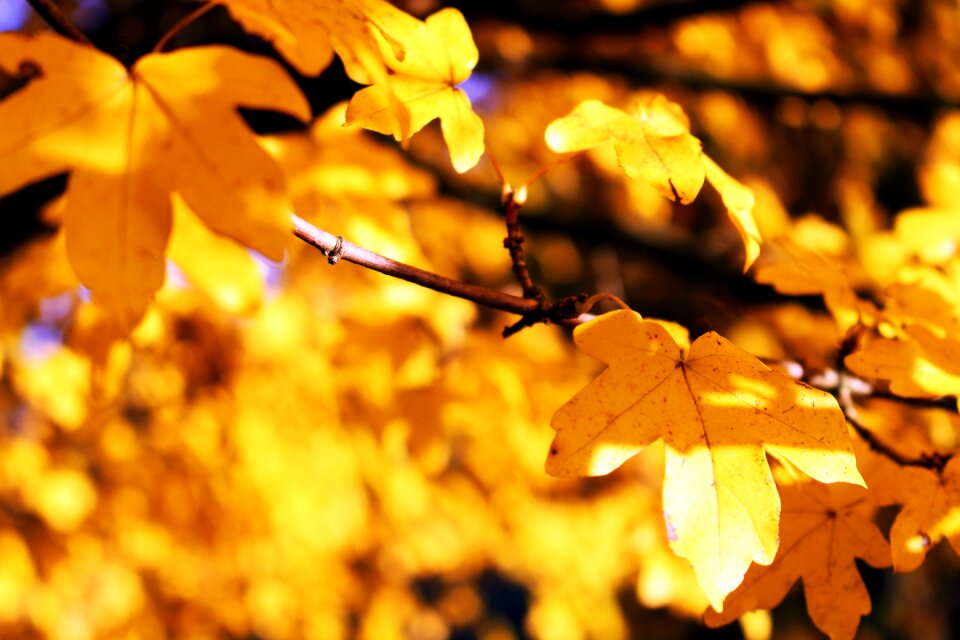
left=768, top=351, right=953, bottom=471
left=25, top=0, right=93, bottom=46
left=292, top=214, right=540, bottom=316
left=291, top=215, right=592, bottom=335
left=838, top=381, right=949, bottom=472
left=501, top=186, right=543, bottom=301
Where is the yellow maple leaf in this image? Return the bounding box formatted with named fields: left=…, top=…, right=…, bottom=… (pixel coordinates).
left=214, top=0, right=415, bottom=79
left=548, top=310, right=864, bottom=608
left=704, top=479, right=890, bottom=640
left=346, top=8, right=485, bottom=173
left=754, top=241, right=874, bottom=333
left=845, top=325, right=960, bottom=398
left=704, top=155, right=760, bottom=271
left=545, top=96, right=705, bottom=203
left=0, top=34, right=309, bottom=326
left=545, top=96, right=761, bottom=269
left=858, top=442, right=960, bottom=572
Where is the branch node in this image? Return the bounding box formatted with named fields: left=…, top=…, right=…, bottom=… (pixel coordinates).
left=325, top=235, right=345, bottom=265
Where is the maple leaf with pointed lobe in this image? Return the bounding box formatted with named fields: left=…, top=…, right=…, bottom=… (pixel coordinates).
left=846, top=326, right=960, bottom=399
left=346, top=8, right=485, bottom=173
left=704, top=478, right=890, bottom=640
left=547, top=310, right=863, bottom=608
left=857, top=440, right=960, bottom=572
left=754, top=241, right=875, bottom=333
left=545, top=96, right=760, bottom=269
left=214, top=0, right=416, bottom=79
left=0, top=34, right=308, bottom=325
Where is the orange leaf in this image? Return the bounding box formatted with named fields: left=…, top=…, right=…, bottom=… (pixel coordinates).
left=548, top=310, right=863, bottom=608
left=704, top=155, right=760, bottom=271
left=214, top=0, right=415, bottom=78
left=754, top=242, right=873, bottom=333
left=859, top=445, right=960, bottom=572
left=704, top=479, right=890, bottom=640
left=346, top=8, right=485, bottom=173
left=0, top=35, right=309, bottom=326
left=846, top=325, right=960, bottom=398
left=545, top=96, right=705, bottom=203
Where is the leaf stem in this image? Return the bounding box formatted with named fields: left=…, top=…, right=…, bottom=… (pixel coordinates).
left=153, top=2, right=216, bottom=53
left=25, top=0, right=93, bottom=45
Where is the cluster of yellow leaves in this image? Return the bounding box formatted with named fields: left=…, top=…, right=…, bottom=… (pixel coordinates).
left=0, top=244, right=693, bottom=640
left=216, top=0, right=484, bottom=172
left=0, top=82, right=721, bottom=638
left=0, top=34, right=308, bottom=325
left=5, top=2, right=960, bottom=638
left=546, top=310, right=863, bottom=617
left=0, top=1, right=486, bottom=328
left=732, top=109, right=960, bottom=636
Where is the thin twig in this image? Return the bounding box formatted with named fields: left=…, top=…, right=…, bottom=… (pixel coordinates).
left=292, top=215, right=540, bottom=315
left=153, top=2, right=216, bottom=53
left=501, top=186, right=542, bottom=300
left=835, top=332, right=950, bottom=471
left=839, top=387, right=948, bottom=471
left=520, top=152, right=582, bottom=190
left=25, top=0, right=92, bottom=45
left=291, top=215, right=594, bottom=334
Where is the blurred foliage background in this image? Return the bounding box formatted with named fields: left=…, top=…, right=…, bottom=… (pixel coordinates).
left=2, top=0, right=960, bottom=638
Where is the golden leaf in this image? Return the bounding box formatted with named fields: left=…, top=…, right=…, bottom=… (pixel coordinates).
left=214, top=0, right=416, bottom=79
left=704, top=155, right=760, bottom=271
left=846, top=326, right=960, bottom=398
left=705, top=479, right=890, bottom=640
left=545, top=96, right=705, bottom=203
left=346, top=8, right=485, bottom=173
left=548, top=310, right=863, bottom=608
left=754, top=241, right=874, bottom=333
left=858, top=439, right=960, bottom=572
left=0, top=35, right=309, bottom=325
left=545, top=96, right=761, bottom=269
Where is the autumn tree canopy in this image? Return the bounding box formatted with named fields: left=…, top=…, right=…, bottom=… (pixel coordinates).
left=1, top=0, right=960, bottom=638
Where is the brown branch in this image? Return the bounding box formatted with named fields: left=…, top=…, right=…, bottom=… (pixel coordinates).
left=291, top=215, right=592, bottom=335
left=292, top=215, right=540, bottom=315
left=25, top=0, right=93, bottom=46
left=838, top=383, right=948, bottom=472
left=501, top=186, right=542, bottom=300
